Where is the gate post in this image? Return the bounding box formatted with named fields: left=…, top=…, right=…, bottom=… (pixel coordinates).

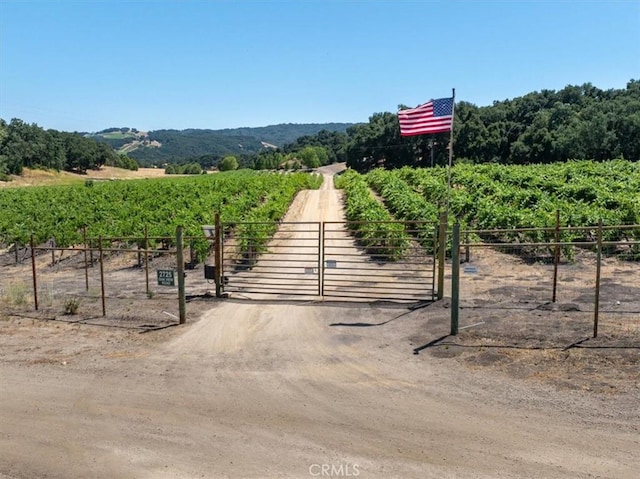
left=437, top=212, right=448, bottom=300
left=318, top=222, right=323, bottom=296
left=451, top=223, right=460, bottom=335
left=214, top=213, right=223, bottom=298
left=176, top=226, right=186, bottom=324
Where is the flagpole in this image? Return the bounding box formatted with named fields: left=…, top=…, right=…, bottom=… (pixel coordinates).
left=446, top=87, right=456, bottom=216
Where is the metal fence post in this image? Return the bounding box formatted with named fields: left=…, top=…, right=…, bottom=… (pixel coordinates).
left=437, top=212, right=448, bottom=300
left=318, top=222, right=323, bottom=296
left=451, top=223, right=460, bottom=335
left=431, top=224, right=438, bottom=299
left=176, top=226, right=186, bottom=324
left=51, top=237, right=56, bottom=267
left=464, top=230, right=470, bottom=263
left=594, top=219, right=603, bottom=338
left=83, top=225, right=89, bottom=292
left=99, top=236, right=106, bottom=317
left=144, top=225, right=150, bottom=296
left=552, top=210, right=560, bottom=302
left=30, top=233, right=38, bottom=311
left=214, top=213, right=222, bottom=298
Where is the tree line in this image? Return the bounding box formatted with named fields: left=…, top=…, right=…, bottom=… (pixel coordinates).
left=0, top=118, right=138, bottom=179
left=230, top=81, right=639, bottom=172
left=2, top=80, right=637, bottom=178
left=341, top=80, right=640, bottom=172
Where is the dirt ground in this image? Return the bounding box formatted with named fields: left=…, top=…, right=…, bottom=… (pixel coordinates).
left=0, top=164, right=638, bottom=478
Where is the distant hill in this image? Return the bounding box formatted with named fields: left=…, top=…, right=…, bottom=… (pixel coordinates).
left=89, top=123, right=354, bottom=164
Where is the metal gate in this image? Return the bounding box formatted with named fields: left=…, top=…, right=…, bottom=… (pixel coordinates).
left=220, top=220, right=437, bottom=302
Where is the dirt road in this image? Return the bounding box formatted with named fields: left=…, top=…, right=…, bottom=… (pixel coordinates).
left=1, top=166, right=638, bottom=478
left=224, top=164, right=435, bottom=301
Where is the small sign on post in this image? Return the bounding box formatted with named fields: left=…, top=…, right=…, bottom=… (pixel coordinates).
left=157, top=269, right=175, bottom=287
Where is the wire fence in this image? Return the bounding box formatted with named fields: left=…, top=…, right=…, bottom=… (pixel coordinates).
left=2, top=221, right=639, bottom=344
left=451, top=223, right=640, bottom=345
left=0, top=230, right=216, bottom=330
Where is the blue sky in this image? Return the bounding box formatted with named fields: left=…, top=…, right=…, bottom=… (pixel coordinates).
left=1, top=0, right=638, bottom=132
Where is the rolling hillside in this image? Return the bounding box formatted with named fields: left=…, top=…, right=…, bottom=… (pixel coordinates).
left=89, top=123, right=354, bottom=164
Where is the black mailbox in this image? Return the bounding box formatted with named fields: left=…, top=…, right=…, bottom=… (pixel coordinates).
left=204, top=264, right=216, bottom=280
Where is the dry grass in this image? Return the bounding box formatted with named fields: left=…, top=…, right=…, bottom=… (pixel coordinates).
left=0, top=166, right=168, bottom=188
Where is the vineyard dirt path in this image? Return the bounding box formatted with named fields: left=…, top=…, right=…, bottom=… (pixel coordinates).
left=1, top=165, right=639, bottom=478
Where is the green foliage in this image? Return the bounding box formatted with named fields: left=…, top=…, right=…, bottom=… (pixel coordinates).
left=365, top=160, right=640, bottom=246
left=343, top=80, right=640, bottom=172
left=105, top=154, right=139, bottom=171
left=219, top=156, right=239, bottom=171
left=366, top=168, right=440, bottom=250
left=0, top=171, right=323, bottom=259
left=235, top=172, right=323, bottom=256
left=335, top=169, right=410, bottom=260
left=165, top=163, right=203, bottom=175
left=253, top=150, right=285, bottom=170
left=0, top=118, right=117, bottom=174
left=284, top=130, right=349, bottom=164
left=63, top=297, right=81, bottom=315
left=296, top=146, right=328, bottom=168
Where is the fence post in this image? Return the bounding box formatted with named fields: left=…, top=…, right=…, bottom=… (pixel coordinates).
left=437, top=212, right=448, bottom=300
left=83, top=225, right=89, bottom=292
left=593, top=219, right=603, bottom=338
left=144, top=225, right=150, bottom=296
left=431, top=224, right=438, bottom=299
left=50, top=237, right=56, bottom=267
left=30, top=233, right=38, bottom=311
left=214, top=213, right=222, bottom=298
left=451, top=223, right=460, bottom=335
left=176, top=226, right=186, bottom=324
left=14, top=241, right=19, bottom=265
left=318, top=222, right=323, bottom=296
left=189, top=238, right=195, bottom=269
left=552, top=210, right=561, bottom=302
left=99, top=236, right=106, bottom=317
left=464, top=230, right=470, bottom=263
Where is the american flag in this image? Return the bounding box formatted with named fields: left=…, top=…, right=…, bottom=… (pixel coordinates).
left=398, top=97, right=454, bottom=136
